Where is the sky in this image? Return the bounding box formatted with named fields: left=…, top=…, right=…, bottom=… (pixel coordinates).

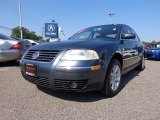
left=0, top=0, right=160, bottom=42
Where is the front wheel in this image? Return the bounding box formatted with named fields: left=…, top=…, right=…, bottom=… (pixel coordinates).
left=103, top=59, right=122, bottom=97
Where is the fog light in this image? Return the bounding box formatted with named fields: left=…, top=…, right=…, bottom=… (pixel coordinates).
left=70, top=82, right=78, bottom=88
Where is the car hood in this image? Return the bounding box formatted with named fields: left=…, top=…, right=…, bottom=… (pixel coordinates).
left=30, top=38, right=117, bottom=51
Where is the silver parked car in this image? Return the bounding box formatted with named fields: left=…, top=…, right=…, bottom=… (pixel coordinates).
left=0, top=33, right=32, bottom=62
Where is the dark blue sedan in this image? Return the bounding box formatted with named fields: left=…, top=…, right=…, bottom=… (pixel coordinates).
left=145, top=48, right=160, bottom=60
left=20, top=24, right=145, bottom=97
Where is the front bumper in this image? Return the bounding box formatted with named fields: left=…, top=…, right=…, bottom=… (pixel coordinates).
left=20, top=59, right=106, bottom=92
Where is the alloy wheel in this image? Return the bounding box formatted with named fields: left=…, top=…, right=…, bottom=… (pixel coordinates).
left=110, top=64, right=121, bottom=91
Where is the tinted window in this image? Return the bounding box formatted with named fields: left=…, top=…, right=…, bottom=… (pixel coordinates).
left=69, top=25, right=119, bottom=40
left=130, top=28, right=139, bottom=40
left=150, top=44, right=157, bottom=48
left=92, top=32, right=101, bottom=38
left=121, top=26, right=132, bottom=34
left=121, top=26, right=138, bottom=40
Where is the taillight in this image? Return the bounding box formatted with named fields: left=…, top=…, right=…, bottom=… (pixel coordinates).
left=10, top=42, right=24, bottom=50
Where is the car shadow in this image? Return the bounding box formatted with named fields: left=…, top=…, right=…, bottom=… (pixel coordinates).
left=37, top=69, right=141, bottom=102
left=0, top=61, right=19, bottom=67
left=120, top=70, right=141, bottom=92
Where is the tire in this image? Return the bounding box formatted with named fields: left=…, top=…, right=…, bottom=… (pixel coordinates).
left=137, top=55, right=145, bottom=71
left=103, top=59, right=122, bottom=97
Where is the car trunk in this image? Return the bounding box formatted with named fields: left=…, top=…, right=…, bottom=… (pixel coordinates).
left=0, top=39, right=19, bottom=50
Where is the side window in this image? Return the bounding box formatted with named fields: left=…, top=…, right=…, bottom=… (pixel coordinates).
left=0, top=33, right=13, bottom=40
left=92, top=32, right=101, bottom=38
left=121, top=26, right=138, bottom=40
left=0, top=34, right=8, bottom=40
left=121, top=26, right=132, bottom=34
left=130, top=28, right=140, bottom=41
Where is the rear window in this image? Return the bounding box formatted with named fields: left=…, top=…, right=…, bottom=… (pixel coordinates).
left=0, top=33, right=14, bottom=40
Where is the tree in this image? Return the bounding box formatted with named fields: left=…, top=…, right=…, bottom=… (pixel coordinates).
left=142, top=41, right=149, bottom=45
left=157, top=41, right=160, bottom=45
left=11, top=26, right=42, bottom=40
left=46, top=38, right=50, bottom=42
left=29, top=31, right=38, bottom=40
left=151, top=41, right=157, bottom=45
left=38, top=36, right=43, bottom=40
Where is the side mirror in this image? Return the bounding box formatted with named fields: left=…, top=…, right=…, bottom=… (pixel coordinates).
left=121, top=33, right=136, bottom=39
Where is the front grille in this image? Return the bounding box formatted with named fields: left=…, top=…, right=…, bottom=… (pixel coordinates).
left=54, top=79, right=88, bottom=90
left=24, top=50, right=60, bottom=62
left=22, top=73, right=50, bottom=88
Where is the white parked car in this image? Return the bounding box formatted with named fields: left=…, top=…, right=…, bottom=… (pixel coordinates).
left=0, top=33, right=32, bottom=62
left=24, top=39, right=39, bottom=46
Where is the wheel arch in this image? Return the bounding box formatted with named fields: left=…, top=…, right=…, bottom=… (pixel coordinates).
left=110, top=52, right=123, bottom=69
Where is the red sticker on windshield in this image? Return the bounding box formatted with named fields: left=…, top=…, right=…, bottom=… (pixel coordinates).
left=77, top=29, right=85, bottom=34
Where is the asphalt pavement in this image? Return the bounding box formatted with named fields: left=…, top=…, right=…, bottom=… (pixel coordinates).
left=0, top=60, right=160, bottom=120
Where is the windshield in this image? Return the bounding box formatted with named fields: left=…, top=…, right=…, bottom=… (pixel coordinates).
left=69, top=25, right=119, bottom=40
left=147, top=44, right=157, bottom=49
left=0, top=33, right=14, bottom=40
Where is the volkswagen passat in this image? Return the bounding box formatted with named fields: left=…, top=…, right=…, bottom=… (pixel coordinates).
left=20, top=24, right=145, bottom=97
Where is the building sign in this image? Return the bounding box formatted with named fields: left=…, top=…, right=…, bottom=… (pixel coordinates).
left=45, top=23, right=58, bottom=38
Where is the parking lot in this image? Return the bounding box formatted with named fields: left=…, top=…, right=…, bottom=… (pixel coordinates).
left=0, top=60, right=159, bottom=120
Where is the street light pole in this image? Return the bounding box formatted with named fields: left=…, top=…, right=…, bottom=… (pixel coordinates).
left=108, top=12, right=115, bottom=24
left=19, top=0, right=23, bottom=39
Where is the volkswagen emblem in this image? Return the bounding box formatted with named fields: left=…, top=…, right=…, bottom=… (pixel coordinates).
left=32, top=51, right=40, bottom=60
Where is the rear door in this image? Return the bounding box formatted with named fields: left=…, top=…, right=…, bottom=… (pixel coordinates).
left=130, top=28, right=142, bottom=63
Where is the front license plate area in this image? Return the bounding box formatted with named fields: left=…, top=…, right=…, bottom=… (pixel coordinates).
left=25, top=64, right=37, bottom=76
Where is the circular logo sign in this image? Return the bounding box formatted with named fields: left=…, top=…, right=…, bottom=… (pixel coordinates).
left=48, top=24, right=55, bottom=32
left=32, top=51, right=40, bottom=60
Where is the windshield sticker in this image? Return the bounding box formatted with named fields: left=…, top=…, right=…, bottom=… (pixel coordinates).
left=77, top=29, right=85, bottom=34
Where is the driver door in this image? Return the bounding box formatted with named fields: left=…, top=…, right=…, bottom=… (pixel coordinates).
left=120, top=26, right=138, bottom=69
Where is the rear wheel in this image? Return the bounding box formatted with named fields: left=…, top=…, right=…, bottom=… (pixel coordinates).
left=103, top=59, right=122, bottom=97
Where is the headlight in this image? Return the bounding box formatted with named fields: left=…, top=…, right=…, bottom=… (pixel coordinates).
left=61, top=49, right=99, bottom=60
